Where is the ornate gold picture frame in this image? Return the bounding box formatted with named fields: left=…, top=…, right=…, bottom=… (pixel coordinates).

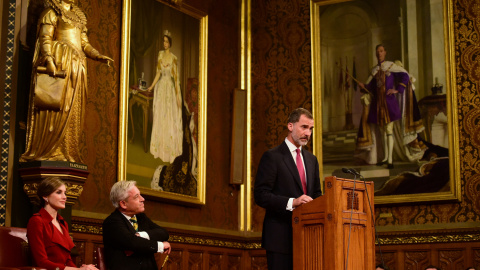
left=310, top=0, right=460, bottom=204
left=118, top=0, right=208, bottom=205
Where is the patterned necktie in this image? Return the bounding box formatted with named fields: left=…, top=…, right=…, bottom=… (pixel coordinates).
left=296, top=149, right=307, bottom=194
left=130, top=216, right=138, bottom=232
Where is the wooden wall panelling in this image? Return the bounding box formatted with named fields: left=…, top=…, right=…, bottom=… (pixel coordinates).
left=228, top=253, right=242, bottom=270
left=72, top=231, right=256, bottom=270
left=439, top=248, right=464, bottom=269
left=73, top=240, right=87, bottom=266
left=246, top=249, right=267, bottom=270
left=72, top=232, right=103, bottom=266
left=159, top=243, right=246, bottom=270
left=474, top=248, right=480, bottom=269
left=71, top=220, right=480, bottom=270
left=207, top=252, right=222, bottom=269
left=376, top=251, right=397, bottom=270
left=405, top=250, right=430, bottom=270
left=186, top=249, right=201, bottom=269
left=376, top=242, right=480, bottom=270
left=163, top=249, right=183, bottom=269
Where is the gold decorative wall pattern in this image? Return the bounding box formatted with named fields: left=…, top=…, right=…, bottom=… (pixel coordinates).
left=455, top=0, right=480, bottom=219
left=72, top=0, right=121, bottom=214
left=251, top=0, right=314, bottom=233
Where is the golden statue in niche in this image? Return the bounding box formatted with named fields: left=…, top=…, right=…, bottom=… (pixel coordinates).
left=20, top=0, right=113, bottom=163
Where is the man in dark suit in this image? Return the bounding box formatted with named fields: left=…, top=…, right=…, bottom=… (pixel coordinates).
left=103, top=181, right=171, bottom=270
left=254, top=108, right=322, bottom=270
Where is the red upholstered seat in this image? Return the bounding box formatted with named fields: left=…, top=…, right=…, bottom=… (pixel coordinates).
left=0, top=226, right=45, bottom=270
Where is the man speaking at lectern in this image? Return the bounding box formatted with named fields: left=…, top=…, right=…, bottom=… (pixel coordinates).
left=254, top=108, right=323, bottom=270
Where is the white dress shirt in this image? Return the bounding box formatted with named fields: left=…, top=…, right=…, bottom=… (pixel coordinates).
left=284, top=137, right=307, bottom=211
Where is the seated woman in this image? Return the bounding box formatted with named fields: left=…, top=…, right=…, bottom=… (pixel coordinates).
left=27, top=177, right=98, bottom=270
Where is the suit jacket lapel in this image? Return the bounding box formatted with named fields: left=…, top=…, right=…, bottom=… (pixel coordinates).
left=115, top=209, right=137, bottom=234
left=39, top=209, right=74, bottom=251
left=280, top=142, right=304, bottom=193
left=50, top=221, right=74, bottom=251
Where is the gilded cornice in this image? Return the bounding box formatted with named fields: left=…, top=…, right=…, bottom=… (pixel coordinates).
left=168, top=235, right=262, bottom=249
left=377, top=227, right=480, bottom=245
left=378, top=233, right=480, bottom=245
left=72, top=217, right=479, bottom=248
left=71, top=217, right=262, bottom=249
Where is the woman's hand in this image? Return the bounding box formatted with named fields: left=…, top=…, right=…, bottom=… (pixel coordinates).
left=79, top=264, right=99, bottom=270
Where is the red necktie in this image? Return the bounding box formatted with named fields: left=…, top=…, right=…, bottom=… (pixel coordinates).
left=296, top=149, right=307, bottom=194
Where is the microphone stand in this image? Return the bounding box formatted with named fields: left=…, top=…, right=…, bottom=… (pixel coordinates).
left=358, top=173, right=385, bottom=268
left=344, top=171, right=357, bottom=270
left=346, top=167, right=385, bottom=268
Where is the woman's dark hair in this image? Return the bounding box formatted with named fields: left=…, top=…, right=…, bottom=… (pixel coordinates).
left=164, top=35, right=172, bottom=47
left=37, top=177, right=65, bottom=207
left=376, top=264, right=389, bottom=270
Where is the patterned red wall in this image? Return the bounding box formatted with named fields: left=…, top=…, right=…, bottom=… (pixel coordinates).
left=250, top=0, right=314, bottom=232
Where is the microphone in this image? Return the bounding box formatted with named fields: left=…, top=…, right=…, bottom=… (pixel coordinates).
left=342, top=167, right=360, bottom=176
left=348, top=168, right=361, bottom=176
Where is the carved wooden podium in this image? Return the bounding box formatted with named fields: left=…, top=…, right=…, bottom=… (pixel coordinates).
left=292, top=176, right=375, bottom=270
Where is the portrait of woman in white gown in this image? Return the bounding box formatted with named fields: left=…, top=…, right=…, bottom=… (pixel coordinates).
left=124, top=1, right=204, bottom=200
left=147, top=30, right=183, bottom=163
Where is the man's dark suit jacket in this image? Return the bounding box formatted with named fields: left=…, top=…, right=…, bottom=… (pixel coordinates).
left=254, top=141, right=322, bottom=254
left=103, top=209, right=169, bottom=270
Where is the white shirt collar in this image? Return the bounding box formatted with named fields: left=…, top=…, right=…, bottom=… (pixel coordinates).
left=285, top=137, right=301, bottom=153
left=121, top=212, right=135, bottom=220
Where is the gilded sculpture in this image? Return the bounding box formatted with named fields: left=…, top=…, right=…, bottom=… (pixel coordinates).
left=20, top=0, right=113, bottom=163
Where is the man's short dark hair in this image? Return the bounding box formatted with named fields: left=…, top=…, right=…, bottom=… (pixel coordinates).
left=376, top=44, right=386, bottom=51
left=287, top=108, right=313, bottom=124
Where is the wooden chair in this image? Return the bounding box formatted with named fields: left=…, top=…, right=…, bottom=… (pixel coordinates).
left=94, top=246, right=106, bottom=270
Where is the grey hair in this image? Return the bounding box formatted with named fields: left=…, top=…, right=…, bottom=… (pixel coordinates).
left=110, top=180, right=137, bottom=208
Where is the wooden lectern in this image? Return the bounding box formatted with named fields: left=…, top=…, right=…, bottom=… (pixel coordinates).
left=292, top=176, right=375, bottom=270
